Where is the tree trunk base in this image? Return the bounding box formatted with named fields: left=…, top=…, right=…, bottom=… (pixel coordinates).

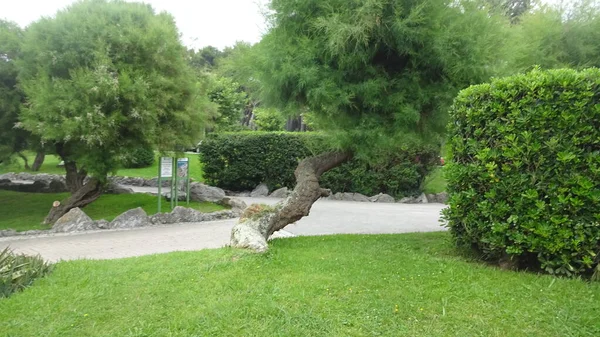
left=44, top=178, right=103, bottom=225
left=230, top=152, right=350, bottom=252
left=31, top=151, right=45, bottom=171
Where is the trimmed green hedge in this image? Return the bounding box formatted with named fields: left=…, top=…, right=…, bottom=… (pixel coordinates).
left=122, top=146, right=155, bottom=169
left=443, top=68, right=600, bottom=277
left=199, top=132, right=438, bottom=198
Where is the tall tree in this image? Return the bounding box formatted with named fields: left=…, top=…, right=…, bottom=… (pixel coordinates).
left=512, top=0, right=600, bottom=71
left=0, top=20, right=27, bottom=164
left=18, top=0, right=204, bottom=224
left=230, top=0, right=513, bottom=251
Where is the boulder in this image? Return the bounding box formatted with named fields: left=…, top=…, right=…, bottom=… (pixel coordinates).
left=230, top=223, right=268, bottom=253
left=398, top=193, right=429, bottom=204
left=109, top=207, right=152, bottom=229
left=143, top=177, right=171, bottom=188
left=328, top=192, right=370, bottom=202
left=250, top=183, right=269, bottom=197
left=47, top=179, right=68, bottom=193
left=426, top=192, right=448, bottom=204
left=220, top=197, right=248, bottom=214
left=104, top=183, right=134, bottom=195
left=369, top=193, right=396, bottom=203
left=14, top=172, right=35, bottom=181
left=52, top=208, right=97, bottom=233
left=269, top=187, right=290, bottom=198
left=0, top=173, right=16, bottom=181
left=189, top=182, right=226, bottom=202
left=0, top=229, right=18, bottom=237
left=165, top=191, right=187, bottom=202
left=94, top=219, right=110, bottom=229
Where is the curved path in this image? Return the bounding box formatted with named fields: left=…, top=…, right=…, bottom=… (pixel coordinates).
left=0, top=198, right=446, bottom=262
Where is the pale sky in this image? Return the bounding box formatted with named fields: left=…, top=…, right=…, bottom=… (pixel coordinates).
left=0, top=0, right=269, bottom=50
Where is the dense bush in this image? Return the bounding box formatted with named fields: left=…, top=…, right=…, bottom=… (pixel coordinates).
left=0, top=248, right=53, bottom=298
left=199, top=132, right=438, bottom=198
left=443, top=68, right=600, bottom=277
left=123, top=146, right=155, bottom=169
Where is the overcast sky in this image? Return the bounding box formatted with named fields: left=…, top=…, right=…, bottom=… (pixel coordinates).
left=1, top=0, right=569, bottom=51
left=1, top=0, right=269, bottom=50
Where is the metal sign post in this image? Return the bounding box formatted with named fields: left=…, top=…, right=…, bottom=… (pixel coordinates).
left=158, top=157, right=173, bottom=213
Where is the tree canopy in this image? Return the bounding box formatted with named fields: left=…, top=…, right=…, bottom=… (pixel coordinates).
left=17, top=0, right=205, bottom=222
left=251, top=0, right=513, bottom=156
left=0, top=20, right=26, bottom=162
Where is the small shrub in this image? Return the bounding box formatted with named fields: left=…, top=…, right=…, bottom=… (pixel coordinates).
left=0, top=247, right=53, bottom=298
left=123, top=146, right=155, bottom=168
left=199, top=132, right=438, bottom=198
left=443, top=68, right=600, bottom=277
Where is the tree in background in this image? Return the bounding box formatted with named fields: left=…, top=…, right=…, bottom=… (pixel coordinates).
left=207, top=75, right=249, bottom=131
left=512, top=0, right=600, bottom=70
left=188, top=46, right=225, bottom=70
left=0, top=20, right=28, bottom=165
left=230, top=0, right=514, bottom=251
left=18, top=0, right=204, bottom=224
left=253, top=107, right=286, bottom=131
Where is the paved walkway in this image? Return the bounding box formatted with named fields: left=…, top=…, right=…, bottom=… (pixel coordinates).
left=0, top=197, right=446, bottom=262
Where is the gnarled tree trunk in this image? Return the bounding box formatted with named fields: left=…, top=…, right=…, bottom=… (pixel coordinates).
left=230, top=151, right=351, bottom=252
left=31, top=151, right=45, bottom=171
left=43, top=147, right=104, bottom=225
left=17, top=152, right=31, bottom=170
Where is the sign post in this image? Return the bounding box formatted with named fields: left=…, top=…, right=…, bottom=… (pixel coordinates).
left=177, top=158, right=190, bottom=206
left=158, top=157, right=173, bottom=213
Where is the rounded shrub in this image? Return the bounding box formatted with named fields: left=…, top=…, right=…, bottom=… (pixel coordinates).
left=123, top=146, right=155, bottom=169
left=443, top=68, right=600, bottom=277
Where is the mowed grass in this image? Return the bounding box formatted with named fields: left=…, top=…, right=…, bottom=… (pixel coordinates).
left=0, top=190, right=226, bottom=231
left=1, top=233, right=599, bottom=337
left=0, top=152, right=204, bottom=182
left=422, top=166, right=447, bottom=194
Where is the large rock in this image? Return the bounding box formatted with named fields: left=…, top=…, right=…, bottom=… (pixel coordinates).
left=0, top=229, right=18, bottom=237
left=0, top=173, right=17, bottom=181
left=369, top=193, right=396, bottom=203
left=328, top=192, right=370, bottom=202
left=230, top=223, right=268, bottom=253
left=150, top=206, right=238, bottom=225
left=250, top=183, right=269, bottom=197
left=189, top=182, right=226, bottom=202
left=269, top=187, right=290, bottom=198
left=94, top=219, right=110, bottom=229
left=426, top=192, right=448, bottom=204
left=104, top=183, right=134, bottom=195
left=220, top=197, right=247, bottom=216
left=109, top=207, right=152, bottom=229
left=398, top=193, right=429, bottom=204
left=53, top=208, right=97, bottom=233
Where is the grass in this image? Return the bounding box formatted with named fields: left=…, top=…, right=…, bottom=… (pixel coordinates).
left=0, top=152, right=205, bottom=182
left=0, top=232, right=598, bottom=336
left=0, top=190, right=226, bottom=232
left=422, top=166, right=447, bottom=194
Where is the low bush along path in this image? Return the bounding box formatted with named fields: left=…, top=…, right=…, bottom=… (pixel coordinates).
left=0, top=197, right=445, bottom=261
left=1, top=233, right=599, bottom=336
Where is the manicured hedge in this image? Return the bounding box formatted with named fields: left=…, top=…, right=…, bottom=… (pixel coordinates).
left=443, top=68, right=600, bottom=277
left=122, top=146, right=155, bottom=169
left=199, top=132, right=438, bottom=198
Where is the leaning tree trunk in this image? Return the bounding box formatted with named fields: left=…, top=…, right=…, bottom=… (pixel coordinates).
left=31, top=151, right=45, bottom=171
left=17, top=152, right=31, bottom=170
left=230, top=151, right=351, bottom=252
left=43, top=160, right=103, bottom=225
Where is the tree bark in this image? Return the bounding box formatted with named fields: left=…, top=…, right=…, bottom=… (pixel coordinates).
left=230, top=151, right=351, bottom=252
left=31, top=151, right=45, bottom=171
left=43, top=143, right=104, bottom=225
left=17, top=152, right=31, bottom=170
left=43, top=177, right=103, bottom=225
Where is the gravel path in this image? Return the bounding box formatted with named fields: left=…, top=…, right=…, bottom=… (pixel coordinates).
left=0, top=197, right=446, bottom=262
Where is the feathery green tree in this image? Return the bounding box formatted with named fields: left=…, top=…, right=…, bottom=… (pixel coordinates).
left=230, top=0, right=514, bottom=251
left=18, top=0, right=204, bottom=224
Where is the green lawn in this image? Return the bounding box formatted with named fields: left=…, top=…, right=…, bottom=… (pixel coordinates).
left=422, top=166, right=447, bottom=194
left=0, top=190, right=226, bottom=232
left=0, top=152, right=204, bottom=182
left=0, top=232, right=598, bottom=336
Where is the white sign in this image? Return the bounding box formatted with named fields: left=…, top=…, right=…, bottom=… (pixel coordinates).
left=160, top=157, right=173, bottom=178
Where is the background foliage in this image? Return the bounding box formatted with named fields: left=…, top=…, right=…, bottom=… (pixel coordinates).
left=443, top=68, right=600, bottom=277
left=199, top=132, right=438, bottom=197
